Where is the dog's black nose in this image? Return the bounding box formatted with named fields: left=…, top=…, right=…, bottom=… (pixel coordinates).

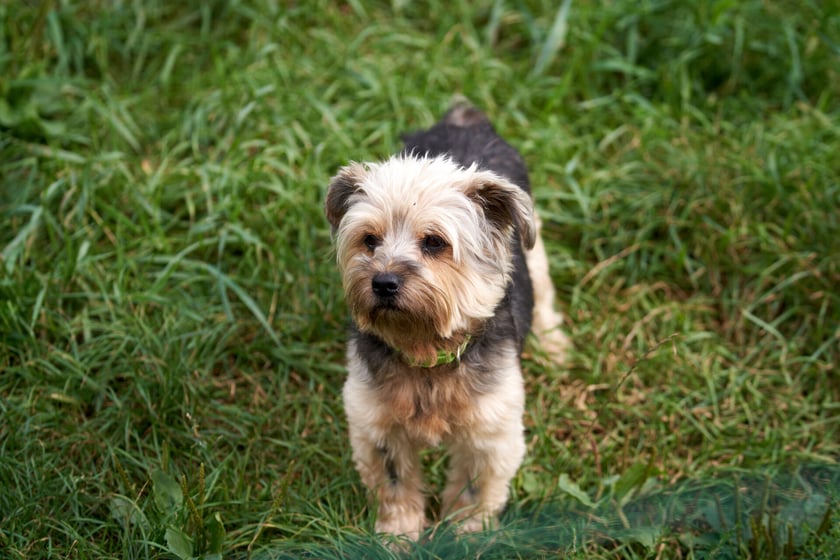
left=372, top=272, right=401, bottom=298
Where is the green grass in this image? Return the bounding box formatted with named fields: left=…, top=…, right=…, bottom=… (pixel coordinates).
left=1, top=0, right=839, bottom=558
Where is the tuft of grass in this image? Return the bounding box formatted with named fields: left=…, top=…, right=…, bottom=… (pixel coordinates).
left=1, top=0, right=838, bottom=558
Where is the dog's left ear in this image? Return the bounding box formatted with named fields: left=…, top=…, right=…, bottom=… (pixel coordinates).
left=465, top=172, right=536, bottom=250
left=325, top=162, right=367, bottom=231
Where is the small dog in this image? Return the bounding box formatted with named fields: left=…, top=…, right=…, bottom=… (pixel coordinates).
left=325, top=103, right=568, bottom=541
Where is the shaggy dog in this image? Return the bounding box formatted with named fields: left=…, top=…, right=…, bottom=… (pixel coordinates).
left=325, top=103, right=568, bottom=540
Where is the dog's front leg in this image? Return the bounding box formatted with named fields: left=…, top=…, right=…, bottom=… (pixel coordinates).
left=344, top=373, right=427, bottom=540
left=441, top=362, right=526, bottom=533
left=348, top=428, right=427, bottom=540
left=441, top=424, right=525, bottom=533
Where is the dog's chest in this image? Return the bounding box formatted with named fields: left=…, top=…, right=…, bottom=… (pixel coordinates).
left=377, top=366, right=477, bottom=444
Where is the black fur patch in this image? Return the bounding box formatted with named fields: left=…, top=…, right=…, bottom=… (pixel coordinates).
left=401, top=105, right=531, bottom=195
left=377, top=445, right=399, bottom=485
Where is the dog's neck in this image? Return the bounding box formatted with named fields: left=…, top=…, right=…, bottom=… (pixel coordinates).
left=367, top=328, right=473, bottom=369
left=396, top=334, right=472, bottom=368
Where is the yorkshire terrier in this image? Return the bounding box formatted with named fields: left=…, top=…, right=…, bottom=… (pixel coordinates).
left=325, top=102, right=568, bottom=541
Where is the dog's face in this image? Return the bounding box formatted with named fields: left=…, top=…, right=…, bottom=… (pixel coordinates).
left=326, top=156, right=535, bottom=362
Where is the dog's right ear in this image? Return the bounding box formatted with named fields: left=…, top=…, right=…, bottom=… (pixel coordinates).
left=325, top=163, right=366, bottom=231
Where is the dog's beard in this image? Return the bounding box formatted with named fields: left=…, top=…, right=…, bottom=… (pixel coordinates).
left=344, top=271, right=470, bottom=364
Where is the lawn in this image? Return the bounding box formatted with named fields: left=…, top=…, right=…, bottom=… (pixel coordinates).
left=1, top=1, right=839, bottom=558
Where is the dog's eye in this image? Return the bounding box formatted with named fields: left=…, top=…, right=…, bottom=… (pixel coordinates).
left=363, top=234, right=380, bottom=251
left=422, top=235, right=448, bottom=255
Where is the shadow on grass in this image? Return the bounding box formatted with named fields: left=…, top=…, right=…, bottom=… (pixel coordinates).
left=253, top=463, right=839, bottom=559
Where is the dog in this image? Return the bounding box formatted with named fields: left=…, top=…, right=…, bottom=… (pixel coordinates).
left=325, top=102, right=568, bottom=541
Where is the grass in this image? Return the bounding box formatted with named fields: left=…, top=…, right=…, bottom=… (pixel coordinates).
left=1, top=0, right=838, bottom=558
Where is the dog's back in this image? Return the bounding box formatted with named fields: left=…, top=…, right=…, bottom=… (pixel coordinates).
left=401, top=103, right=531, bottom=194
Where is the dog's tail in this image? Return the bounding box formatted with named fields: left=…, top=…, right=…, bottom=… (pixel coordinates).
left=443, top=98, right=489, bottom=128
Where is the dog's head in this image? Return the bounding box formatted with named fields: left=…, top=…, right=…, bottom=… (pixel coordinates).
left=325, top=155, right=535, bottom=363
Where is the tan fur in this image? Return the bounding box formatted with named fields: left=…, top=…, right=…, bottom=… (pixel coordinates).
left=329, top=156, right=529, bottom=364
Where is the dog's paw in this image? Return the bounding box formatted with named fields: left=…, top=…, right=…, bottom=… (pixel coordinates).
left=454, top=512, right=498, bottom=535
left=375, top=512, right=428, bottom=542
left=534, top=326, right=571, bottom=366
